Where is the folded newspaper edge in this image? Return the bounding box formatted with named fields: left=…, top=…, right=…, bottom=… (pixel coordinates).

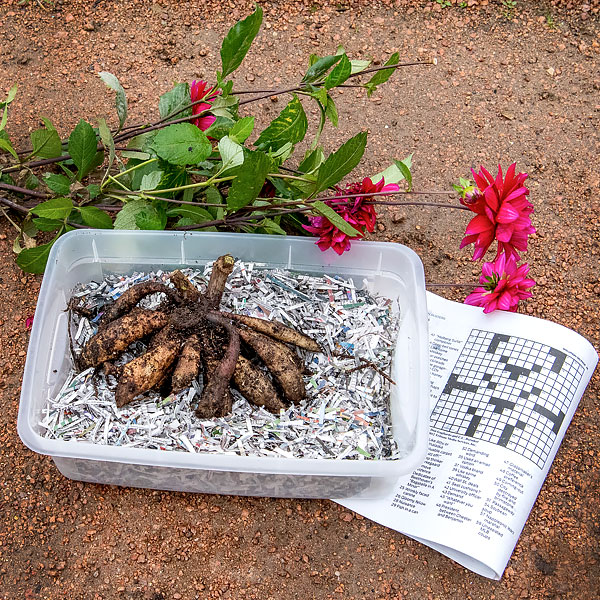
left=336, top=291, right=598, bottom=580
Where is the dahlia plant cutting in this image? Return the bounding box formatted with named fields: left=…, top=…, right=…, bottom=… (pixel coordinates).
left=0, top=6, right=535, bottom=313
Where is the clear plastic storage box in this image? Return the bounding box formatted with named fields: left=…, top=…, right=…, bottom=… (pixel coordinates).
left=18, top=230, right=429, bottom=499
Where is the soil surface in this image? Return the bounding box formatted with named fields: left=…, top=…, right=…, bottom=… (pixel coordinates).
left=1, top=0, right=599, bottom=599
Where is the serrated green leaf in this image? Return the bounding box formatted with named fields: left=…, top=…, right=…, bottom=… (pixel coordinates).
left=99, top=71, right=128, bottom=130
left=394, top=159, right=412, bottom=191
left=324, top=54, right=352, bottom=89
left=203, top=116, right=235, bottom=140
left=152, top=123, right=212, bottom=166
left=209, top=95, right=239, bottom=120
left=25, top=173, right=39, bottom=190
left=325, top=94, right=338, bottom=127
left=32, top=217, right=63, bottom=232
left=0, top=136, right=18, bottom=159
left=140, top=170, right=163, bottom=191
left=350, top=59, right=371, bottom=75
left=254, top=96, right=308, bottom=152
left=315, top=131, right=367, bottom=193
left=135, top=204, right=167, bottom=230
left=78, top=206, right=113, bottom=229
left=302, top=54, right=342, bottom=84
left=113, top=198, right=148, bottom=230
left=312, top=200, right=361, bottom=237
left=16, top=238, right=58, bottom=274
left=31, top=197, right=74, bottom=220
left=229, top=116, right=254, bottom=144
left=227, top=151, right=271, bottom=210
left=166, top=204, right=214, bottom=224
left=371, top=154, right=413, bottom=186
left=30, top=120, right=62, bottom=159
left=158, top=82, right=191, bottom=121
left=68, top=119, right=103, bottom=180
left=218, top=136, right=244, bottom=172
left=220, top=5, right=263, bottom=78
left=298, top=146, right=325, bottom=174
left=43, top=173, right=71, bottom=195
left=365, top=52, right=399, bottom=96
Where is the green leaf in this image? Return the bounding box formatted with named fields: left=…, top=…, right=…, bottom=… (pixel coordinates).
left=220, top=5, right=263, bottom=78
left=31, top=197, right=74, bottom=220
left=394, top=159, right=412, bottom=191
left=30, top=118, right=62, bottom=159
left=203, top=116, right=235, bottom=140
left=152, top=123, right=212, bottom=165
left=78, top=206, right=113, bottom=229
left=218, top=136, right=244, bottom=171
left=365, top=52, right=399, bottom=96
left=0, top=135, right=18, bottom=160
left=302, top=54, right=342, bottom=84
left=227, top=151, right=271, bottom=210
left=16, top=238, right=58, bottom=274
left=139, top=170, right=163, bottom=191
left=121, top=150, right=151, bottom=161
left=68, top=119, right=103, bottom=180
left=315, top=131, right=368, bottom=193
left=166, top=204, right=214, bottom=224
left=325, top=94, right=338, bottom=127
left=126, top=131, right=157, bottom=153
left=209, top=95, right=239, bottom=119
left=254, top=96, right=308, bottom=152
left=204, top=185, right=224, bottom=219
left=229, top=116, right=254, bottom=143
left=350, top=59, right=371, bottom=75
left=267, top=141, right=293, bottom=166
left=0, top=84, right=17, bottom=131
left=32, top=217, right=63, bottom=232
left=371, top=154, right=413, bottom=185
left=324, top=54, right=352, bottom=89
left=86, top=184, right=101, bottom=199
left=99, top=71, right=128, bottom=130
left=312, top=200, right=360, bottom=237
left=298, top=146, right=325, bottom=174
left=25, top=173, right=39, bottom=190
left=113, top=198, right=149, bottom=230
left=135, top=205, right=167, bottom=230
left=257, top=218, right=286, bottom=235
left=158, top=83, right=192, bottom=121
left=43, top=173, right=71, bottom=195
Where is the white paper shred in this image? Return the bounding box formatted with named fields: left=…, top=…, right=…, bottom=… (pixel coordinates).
left=44, top=260, right=403, bottom=460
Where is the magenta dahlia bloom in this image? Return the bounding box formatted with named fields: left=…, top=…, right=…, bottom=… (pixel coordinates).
left=190, top=80, right=219, bottom=131
left=460, top=163, right=536, bottom=261
left=465, top=253, right=535, bottom=314
left=303, top=177, right=399, bottom=255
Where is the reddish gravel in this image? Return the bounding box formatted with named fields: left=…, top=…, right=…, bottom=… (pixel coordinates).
left=0, top=1, right=599, bottom=599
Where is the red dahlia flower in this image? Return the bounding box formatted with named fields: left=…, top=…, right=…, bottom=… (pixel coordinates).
left=464, top=253, right=535, bottom=314
left=190, top=80, right=219, bottom=131
left=460, top=163, right=536, bottom=261
left=303, top=177, right=399, bottom=255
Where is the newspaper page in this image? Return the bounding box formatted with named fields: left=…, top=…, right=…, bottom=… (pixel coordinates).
left=338, top=291, right=599, bottom=580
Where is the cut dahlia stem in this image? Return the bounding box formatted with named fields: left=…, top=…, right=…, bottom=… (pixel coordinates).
left=204, top=254, right=235, bottom=309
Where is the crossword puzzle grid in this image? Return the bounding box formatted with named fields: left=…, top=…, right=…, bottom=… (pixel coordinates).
left=431, top=330, right=586, bottom=469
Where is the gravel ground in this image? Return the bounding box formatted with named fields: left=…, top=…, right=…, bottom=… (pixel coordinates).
left=0, top=0, right=599, bottom=599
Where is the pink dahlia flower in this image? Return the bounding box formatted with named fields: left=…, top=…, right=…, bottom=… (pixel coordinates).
left=460, top=163, right=536, bottom=261
left=303, top=177, right=399, bottom=255
left=190, top=80, right=219, bottom=131
left=465, top=253, right=535, bottom=314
